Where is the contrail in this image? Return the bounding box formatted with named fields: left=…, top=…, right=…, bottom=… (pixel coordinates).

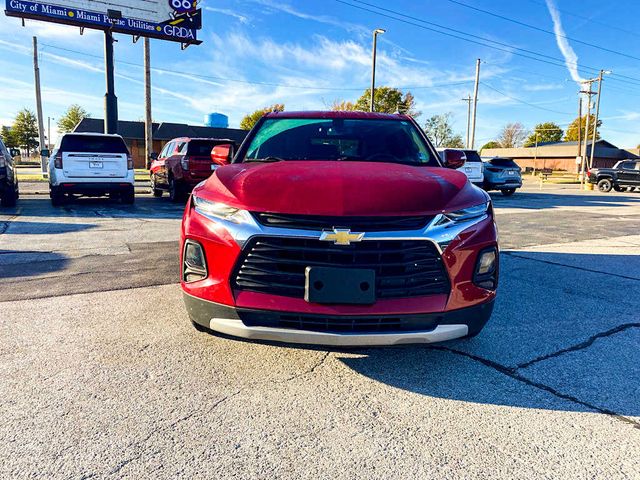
left=545, top=0, right=585, bottom=85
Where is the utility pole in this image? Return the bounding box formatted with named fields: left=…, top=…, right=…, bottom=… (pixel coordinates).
left=462, top=95, right=472, bottom=148
left=470, top=58, right=481, bottom=149
left=104, top=30, right=118, bottom=134
left=370, top=28, right=385, bottom=112
left=579, top=79, right=597, bottom=187
left=589, top=70, right=610, bottom=170
left=576, top=96, right=582, bottom=160
left=32, top=36, right=46, bottom=174
left=144, top=37, right=153, bottom=169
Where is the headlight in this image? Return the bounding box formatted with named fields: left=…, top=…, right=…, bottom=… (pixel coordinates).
left=192, top=194, right=251, bottom=224
left=436, top=202, right=489, bottom=225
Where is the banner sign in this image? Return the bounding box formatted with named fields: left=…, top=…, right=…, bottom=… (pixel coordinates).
left=5, top=0, right=202, bottom=44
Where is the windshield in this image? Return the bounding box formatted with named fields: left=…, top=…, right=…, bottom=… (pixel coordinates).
left=242, top=118, right=438, bottom=166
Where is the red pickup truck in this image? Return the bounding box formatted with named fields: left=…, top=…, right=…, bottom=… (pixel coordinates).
left=181, top=111, right=498, bottom=346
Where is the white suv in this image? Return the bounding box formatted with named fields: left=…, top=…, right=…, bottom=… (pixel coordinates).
left=437, top=148, right=484, bottom=186
left=49, top=133, right=134, bottom=206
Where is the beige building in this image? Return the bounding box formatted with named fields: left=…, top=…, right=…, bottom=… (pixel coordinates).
left=481, top=140, right=638, bottom=173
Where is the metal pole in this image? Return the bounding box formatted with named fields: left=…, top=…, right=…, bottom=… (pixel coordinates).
left=470, top=58, right=481, bottom=149
left=370, top=32, right=378, bottom=112
left=144, top=37, right=153, bottom=169
left=104, top=30, right=118, bottom=134
left=581, top=93, right=592, bottom=187
left=47, top=116, right=50, bottom=150
left=533, top=133, right=538, bottom=175
left=462, top=95, right=472, bottom=148
left=33, top=37, right=46, bottom=173
left=577, top=96, right=582, bottom=179
left=589, top=70, right=604, bottom=170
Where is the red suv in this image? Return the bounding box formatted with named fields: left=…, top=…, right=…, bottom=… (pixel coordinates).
left=181, top=111, right=498, bottom=346
left=149, top=138, right=234, bottom=201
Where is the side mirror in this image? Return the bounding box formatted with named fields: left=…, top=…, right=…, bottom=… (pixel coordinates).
left=211, top=144, right=232, bottom=166
left=441, top=149, right=466, bottom=169
left=40, top=148, right=50, bottom=157
left=10, top=148, right=20, bottom=157
left=149, top=152, right=158, bottom=160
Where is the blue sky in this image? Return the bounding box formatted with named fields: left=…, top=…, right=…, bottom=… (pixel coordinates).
left=1, top=0, right=639, bottom=147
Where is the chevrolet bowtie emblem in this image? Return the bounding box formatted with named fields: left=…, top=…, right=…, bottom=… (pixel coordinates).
left=319, top=228, right=365, bottom=246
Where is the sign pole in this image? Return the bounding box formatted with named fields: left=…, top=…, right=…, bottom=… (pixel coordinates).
left=104, top=30, right=118, bottom=134
left=144, top=37, right=153, bottom=169
left=33, top=37, right=46, bottom=174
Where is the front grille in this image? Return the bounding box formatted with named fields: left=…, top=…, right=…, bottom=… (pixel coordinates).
left=232, top=237, right=450, bottom=300
left=237, top=309, right=441, bottom=333
left=252, top=212, right=432, bottom=232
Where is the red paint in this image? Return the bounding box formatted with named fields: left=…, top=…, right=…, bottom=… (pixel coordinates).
left=180, top=112, right=498, bottom=321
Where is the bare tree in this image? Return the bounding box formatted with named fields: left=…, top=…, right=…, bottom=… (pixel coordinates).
left=497, top=122, right=528, bottom=148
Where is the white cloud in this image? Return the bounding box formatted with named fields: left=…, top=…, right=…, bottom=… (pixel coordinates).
left=204, top=7, right=250, bottom=24
left=545, top=0, right=585, bottom=85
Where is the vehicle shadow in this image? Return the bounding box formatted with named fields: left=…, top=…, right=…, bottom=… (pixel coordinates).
left=1, top=221, right=96, bottom=235
left=5, top=197, right=186, bottom=220
left=488, top=190, right=640, bottom=210
left=0, top=250, right=69, bottom=279
left=271, top=250, right=639, bottom=417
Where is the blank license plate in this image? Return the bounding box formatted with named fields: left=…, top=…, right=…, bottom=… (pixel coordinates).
left=89, top=161, right=103, bottom=168
left=465, top=167, right=472, bottom=172
left=508, top=171, right=514, bottom=175
left=305, top=267, right=375, bottom=305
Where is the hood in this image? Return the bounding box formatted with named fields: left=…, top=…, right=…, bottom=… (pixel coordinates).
left=196, top=161, right=486, bottom=216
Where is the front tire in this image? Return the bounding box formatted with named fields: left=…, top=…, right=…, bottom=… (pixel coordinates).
left=150, top=174, right=163, bottom=197
left=597, top=178, right=613, bottom=192
left=501, top=188, right=516, bottom=196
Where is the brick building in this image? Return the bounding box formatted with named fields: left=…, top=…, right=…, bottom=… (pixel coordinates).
left=74, top=118, right=248, bottom=168
left=481, top=139, right=638, bottom=173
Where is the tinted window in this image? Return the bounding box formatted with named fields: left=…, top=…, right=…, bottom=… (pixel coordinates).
left=463, top=150, right=482, bottom=162
left=243, top=118, right=437, bottom=166
left=187, top=140, right=219, bottom=156
left=488, top=158, right=518, bottom=168
left=620, top=161, right=636, bottom=170
left=60, top=135, right=128, bottom=154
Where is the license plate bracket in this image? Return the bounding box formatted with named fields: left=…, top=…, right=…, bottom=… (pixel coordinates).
left=305, top=267, right=376, bottom=304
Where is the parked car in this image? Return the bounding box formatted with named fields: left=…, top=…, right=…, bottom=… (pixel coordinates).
left=481, top=156, right=522, bottom=196
left=149, top=137, right=236, bottom=202
left=587, top=160, right=640, bottom=192
left=48, top=133, right=134, bottom=206
left=0, top=139, right=19, bottom=207
left=181, top=111, right=499, bottom=346
left=437, top=148, right=484, bottom=186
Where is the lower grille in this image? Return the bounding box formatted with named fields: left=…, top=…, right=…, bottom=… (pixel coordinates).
left=237, top=309, right=441, bottom=333
left=232, top=237, right=450, bottom=300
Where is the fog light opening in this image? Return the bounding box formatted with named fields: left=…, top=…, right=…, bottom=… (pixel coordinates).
left=183, top=239, right=208, bottom=282
left=473, top=246, right=498, bottom=290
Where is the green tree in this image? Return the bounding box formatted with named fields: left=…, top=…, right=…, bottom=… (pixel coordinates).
left=240, top=103, right=285, bottom=130
left=524, top=122, right=564, bottom=146
left=423, top=113, right=464, bottom=148
left=12, top=109, right=39, bottom=156
left=481, top=140, right=502, bottom=150
left=57, top=104, right=89, bottom=133
left=564, top=116, right=601, bottom=142
left=1, top=126, right=18, bottom=148
left=353, top=87, right=420, bottom=117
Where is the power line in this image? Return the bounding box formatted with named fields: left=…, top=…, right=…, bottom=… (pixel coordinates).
left=445, top=0, right=640, bottom=63
left=480, top=82, right=573, bottom=115
left=334, top=0, right=640, bottom=88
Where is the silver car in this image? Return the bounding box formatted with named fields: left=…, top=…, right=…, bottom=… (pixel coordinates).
left=482, top=157, right=522, bottom=196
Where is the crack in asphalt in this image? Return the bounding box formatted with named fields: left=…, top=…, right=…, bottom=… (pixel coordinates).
left=503, top=251, right=640, bottom=282
left=516, top=323, right=640, bottom=370
left=428, top=345, right=640, bottom=429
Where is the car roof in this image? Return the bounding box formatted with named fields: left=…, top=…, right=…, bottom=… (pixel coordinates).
left=264, top=110, right=412, bottom=121
left=166, top=137, right=236, bottom=142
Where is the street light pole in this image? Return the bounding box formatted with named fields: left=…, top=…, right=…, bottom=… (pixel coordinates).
left=589, top=69, right=610, bottom=170
left=370, top=28, right=385, bottom=112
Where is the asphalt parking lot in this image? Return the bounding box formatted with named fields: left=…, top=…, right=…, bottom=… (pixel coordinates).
left=1, top=181, right=639, bottom=479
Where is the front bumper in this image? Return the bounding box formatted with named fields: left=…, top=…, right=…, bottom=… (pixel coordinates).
left=184, top=292, right=494, bottom=346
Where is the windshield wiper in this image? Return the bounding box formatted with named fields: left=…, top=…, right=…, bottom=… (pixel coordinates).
left=246, top=156, right=284, bottom=163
